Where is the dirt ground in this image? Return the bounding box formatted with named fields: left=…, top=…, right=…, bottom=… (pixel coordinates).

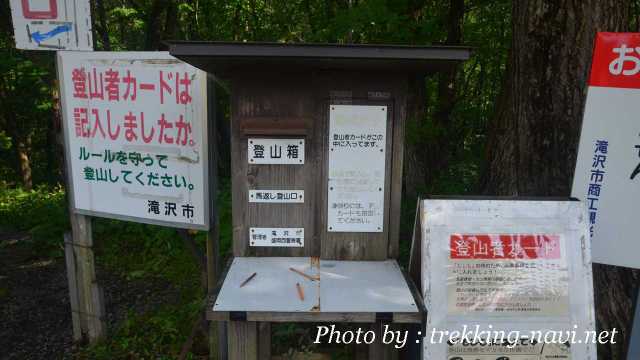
left=0, top=232, right=183, bottom=360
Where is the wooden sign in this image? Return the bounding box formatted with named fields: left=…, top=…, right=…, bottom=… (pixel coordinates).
left=248, top=138, right=305, bottom=164
left=327, top=105, right=386, bottom=232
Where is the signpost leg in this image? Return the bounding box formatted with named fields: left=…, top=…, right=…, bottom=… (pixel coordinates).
left=258, top=322, right=271, bottom=358
left=69, top=213, right=105, bottom=342
left=228, top=321, right=259, bottom=360
left=627, top=285, right=640, bottom=359
left=369, top=322, right=396, bottom=360
left=206, top=74, right=227, bottom=359
left=64, top=232, right=82, bottom=341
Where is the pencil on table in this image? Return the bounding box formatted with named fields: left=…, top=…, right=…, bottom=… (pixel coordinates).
left=289, top=267, right=318, bottom=281
left=296, top=282, right=305, bottom=301
left=240, top=272, right=257, bottom=287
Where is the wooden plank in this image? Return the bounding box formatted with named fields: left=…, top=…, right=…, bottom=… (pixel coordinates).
left=207, top=311, right=421, bottom=323
left=228, top=321, right=258, bottom=360
left=91, top=282, right=106, bottom=337
left=70, top=213, right=105, bottom=342
left=387, top=77, right=408, bottom=259
left=231, top=73, right=317, bottom=257
left=63, top=232, right=82, bottom=341
left=317, top=72, right=403, bottom=261
left=206, top=74, right=226, bottom=360
left=368, top=322, right=395, bottom=360
left=407, top=199, right=423, bottom=291
left=258, top=322, right=271, bottom=359
left=58, top=55, right=104, bottom=343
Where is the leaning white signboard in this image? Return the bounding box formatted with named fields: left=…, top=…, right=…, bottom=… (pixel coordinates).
left=9, top=0, right=93, bottom=50
left=572, top=32, right=640, bottom=269
left=58, top=51, right=209, bottom=229
left=421, top=199, right=596, bottom=360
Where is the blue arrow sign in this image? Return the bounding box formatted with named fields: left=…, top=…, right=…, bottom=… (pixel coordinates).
left=31, top=24, right=71, bottom=44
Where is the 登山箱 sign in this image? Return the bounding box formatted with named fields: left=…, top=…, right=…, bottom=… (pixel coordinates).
left=9, top=0, right=93, bottom=50
left=57, top=52, right=209, bottom=229
left=420, top=199, right=596, bottom=360
left=572, top=32, right=640, bottom=269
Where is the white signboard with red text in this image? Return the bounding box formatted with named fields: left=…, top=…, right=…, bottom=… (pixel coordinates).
left=57, top=52, right=209, bottom=229
left=421, top=199, right=596, bottom=360
left=9, top=0, right=93, bottom=50
left=572, top=32, right=640, bottom=269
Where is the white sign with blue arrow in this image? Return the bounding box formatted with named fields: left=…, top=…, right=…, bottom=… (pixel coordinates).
left=9, top=0, right=93, bottom=51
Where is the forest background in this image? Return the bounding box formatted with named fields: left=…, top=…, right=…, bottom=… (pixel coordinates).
left=0, top=0, right=638, bottom=359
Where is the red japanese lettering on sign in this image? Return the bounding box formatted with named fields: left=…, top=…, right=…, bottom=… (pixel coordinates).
left=71, top=107, right=194, bottom=146
left=589, top=32, right=640, bottom=89
left=70, top=67, right=194, bottom=104
left=450, top=234, right=561, bottom=260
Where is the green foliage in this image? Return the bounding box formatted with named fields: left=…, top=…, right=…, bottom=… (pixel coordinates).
left=79, top=300, right=204, bottom=359
left=0, top=185, right=68, bottom=256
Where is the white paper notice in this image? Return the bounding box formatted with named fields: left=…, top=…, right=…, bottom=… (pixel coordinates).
left=327, top=105, right=387, bottom=232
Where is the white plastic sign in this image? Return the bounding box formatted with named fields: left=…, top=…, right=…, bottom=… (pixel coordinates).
left=327, top=105, right=387, bottom=232
left=248, top=190, right=304, bottom=203
left=58, top=52, right=209, bottom=229
left=9, top=0, right=93, bottom=50
left=249, top=227, right=304, bottom=247
left=421, top=199, right=596, bottom=360
left=248, top=138, right=304, bottom=164
left=572, top=32, right=640, bottom=269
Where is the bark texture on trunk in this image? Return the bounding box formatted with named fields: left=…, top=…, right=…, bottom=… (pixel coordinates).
left=483, top=1, right=637, bottom=359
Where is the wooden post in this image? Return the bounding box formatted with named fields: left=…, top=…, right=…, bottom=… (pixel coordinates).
left=627, top=285, right=640, bottom=359
left=258, top=322, right=271, bottom=359
left=206, top=74, right=227, bottom=359
left=64, top=232, right=82, bottom=341
left=368, top=322, right=396, bottom=360
left=228, top=321, right=259, bottom=360
left=69, top=213, right=105, bottom=342
left=56, top=54, right=105, bottom=343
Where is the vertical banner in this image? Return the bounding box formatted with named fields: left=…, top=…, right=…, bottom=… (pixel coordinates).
left=9, top=0, right=93, bottom=50
left=421, top=200, right=596, bottom=360
left=58, top=52, right=209, bottom=229
left=572, top=32, right=640, bottom=269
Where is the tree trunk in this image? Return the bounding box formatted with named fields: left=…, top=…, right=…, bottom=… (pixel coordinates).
left=96, top=0, right=110, bottom=50
left=145, top=0, right=167, bottom=50
left=17, top=139, right=32, bottom=191
left=482, top=1, right=637, bottom=358
left=164, top=0, right=178, bottom=41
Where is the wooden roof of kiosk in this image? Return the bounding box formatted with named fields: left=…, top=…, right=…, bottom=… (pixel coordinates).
left=168, top=41, right=470, bottom=353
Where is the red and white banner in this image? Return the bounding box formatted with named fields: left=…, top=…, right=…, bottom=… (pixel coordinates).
left=450, top=234, right=561, bottom=260
left=572, top=32, right=640, bottom=269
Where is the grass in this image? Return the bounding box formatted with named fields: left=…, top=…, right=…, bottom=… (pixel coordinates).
left=0, top=181, right=233, bottom=359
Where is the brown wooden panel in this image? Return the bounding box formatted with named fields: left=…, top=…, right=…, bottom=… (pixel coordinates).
left=316, top=72, right=407, bottom=260
left=228, top=321, right=258, bottom=360
left=231, top=73, right=318, bottom=257
left=230, top=71, right=408, bottom=260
